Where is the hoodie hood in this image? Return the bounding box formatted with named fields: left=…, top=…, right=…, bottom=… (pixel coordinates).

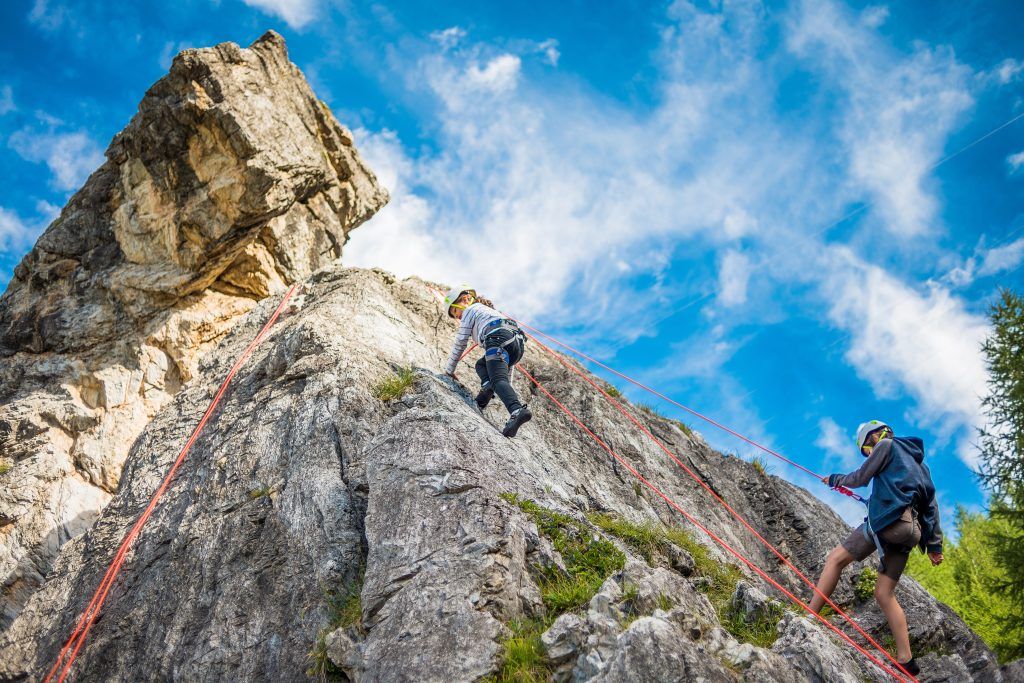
left=893, top=436, right=925, bottom=464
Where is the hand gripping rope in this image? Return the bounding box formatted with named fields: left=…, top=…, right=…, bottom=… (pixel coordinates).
left=43, top=284, right=299, bottom=683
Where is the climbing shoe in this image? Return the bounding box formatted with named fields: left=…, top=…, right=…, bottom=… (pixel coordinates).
left=475, top=385, right=494, bottom=409
left=897, top=659, right=920, bottom=676
left=502, top=405, right=532, bottom=438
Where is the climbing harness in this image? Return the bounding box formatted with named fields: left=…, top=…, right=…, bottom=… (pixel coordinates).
left=43, top=284, right=299, bottom=683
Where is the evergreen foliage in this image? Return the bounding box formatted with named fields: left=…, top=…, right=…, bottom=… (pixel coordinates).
left=975, top=289, right=1024, bottom=660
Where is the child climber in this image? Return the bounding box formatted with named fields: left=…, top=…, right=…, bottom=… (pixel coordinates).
left=810, top=420, right=944, bottom=677
left=443, top=286, right=532, bottom=437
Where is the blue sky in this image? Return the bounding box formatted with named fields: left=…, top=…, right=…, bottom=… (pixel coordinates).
left=1, top=0, right=1022, bottom=532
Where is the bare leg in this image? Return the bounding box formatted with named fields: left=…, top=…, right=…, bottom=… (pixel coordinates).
left=810, top=545, right=855, bottom=613
left=875, top=574, right=912, bottom=662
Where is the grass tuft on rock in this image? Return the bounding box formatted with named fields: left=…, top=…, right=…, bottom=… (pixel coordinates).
left=589, top=513, right=782, bottom=645
left=248, top=485, right=273, bottom=500
left=854, top=566, right=878, bottom=603
left=486, top=618, right=552, bottom=683
left=491, top=495, right=627, bottom=679
left=605, top=384, right=622, bottom=398
left=0, top=461, right=11, bottom=476
left=371, top=367, right=415, bottom=401
left=720, top=600, right=787, bottom=648
left=307, top=573, right=364, bottom=681
left=750, top=456, right=772, bottom=476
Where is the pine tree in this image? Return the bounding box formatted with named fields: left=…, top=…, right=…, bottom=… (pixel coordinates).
left=978, top=289, right=1024, bottom=660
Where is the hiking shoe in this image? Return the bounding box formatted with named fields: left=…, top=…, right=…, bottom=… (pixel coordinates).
left=897, top=659, right=920, bottom=676
left=475, top=386, right=495, bottom=409
left=502, top=405, right=532, bottom=438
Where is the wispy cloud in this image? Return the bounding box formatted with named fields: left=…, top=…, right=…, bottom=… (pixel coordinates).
left=821, top=248, right=990, bottom=465
left=430, top=27, right=466, bottom=51
left=240, top=0, right=318, bottom=29
left=1008, top=150, right=1024, bottom=174
left=27, top=0, right=70, bottom=32
left=8, top=118, right=104, bottom=192
left=0, top=205, right=50, bottom=252
left=994, top=58, right=1023, bottom=85
left=787, top=0, right=973, bottom=238
left=816, top=416, right=860, bottom=470
left=977, top=236, right=1024, bottom=277
left=0, top=86, right=14, bottom=116
left=717, top=250, right=752, bottom=307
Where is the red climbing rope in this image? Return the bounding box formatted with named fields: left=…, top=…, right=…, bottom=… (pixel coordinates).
left=515, top=364, right=912, bottom=682
left=520, top=331, right=914, bottom=679
left=512, top=318, right=864, bottom=503
left=44, top=284, right=299, bottom=683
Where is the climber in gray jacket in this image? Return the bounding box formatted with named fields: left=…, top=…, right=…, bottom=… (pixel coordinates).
left=809, top=420, right=944, bottom=677
left=443, top=286, right=532, bottom=438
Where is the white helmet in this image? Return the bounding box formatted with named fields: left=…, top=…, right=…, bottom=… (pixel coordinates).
left=855, top=420, right=891, bottom=451
left=444, top=285, right=475, bottom=317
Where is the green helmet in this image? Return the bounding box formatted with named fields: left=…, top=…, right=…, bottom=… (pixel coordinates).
left=444, top=285, right=475, bottom=317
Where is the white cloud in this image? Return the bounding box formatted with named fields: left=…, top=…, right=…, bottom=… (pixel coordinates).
left=0, top=206, right=48, bottom=251
left=8, top=126, right=104, bottom=192
left=1008, top=150, right=1024, bottom=174
left=815, top=417, right=860, bottom=470
left=860, top=5, right=889, bottom=28
left=430, top=27, right=466, bottom=51
left=28, top=0, right=69, bottom=31
left=994, top=58, right=1023, bottom=85
left=464, top=54, right=521, bottom=94
left=537, top=39, right=560, bottom=66
left=788, top=0, right=973, bottom=238
left=717, top=250, right=751, bottom=307
left=0, top=86, right=14, bottom=116
left=821, top=248, right=990, bottom=466
left=977, top=236, right=1024, bottom=277
left=240, top=0, right=318, bottom=29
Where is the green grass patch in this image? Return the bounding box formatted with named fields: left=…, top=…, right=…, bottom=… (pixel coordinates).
left=589, top=513, right=778, bottom=646
left=0, top=461, right=11, bottom=476
left=853, top=566, right=877, bottom=603
left=636, top=402, right=666, bottom=418
left=502, top=494, right=625, bottom=613
left=248, top=485, right=273, bottom=500
left=485, top=618, right=552, bottom=683
left=749, top=456, right=773, bottom=476
left=494, top=495, right=627, bottom=678
left=720, top=600, right=787, bottom=648
left=307, top=573, right=364, bottom=681
left=605, top=385, right=622, bottom=398
left=674, top=421, right=694, bottom=437
left=371, top=367, right=415, bottom=401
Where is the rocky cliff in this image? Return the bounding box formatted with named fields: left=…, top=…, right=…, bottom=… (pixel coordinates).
left=0, top=32, right=1012, bottom=683
left=0, top=267, right=1007, bottom=682
left=0, top=31, right=387, bottom=628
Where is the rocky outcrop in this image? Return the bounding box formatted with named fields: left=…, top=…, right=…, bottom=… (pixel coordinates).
left=0, top=31, right=387, bottom=627
left=0, top=268, right=1002, bottom=681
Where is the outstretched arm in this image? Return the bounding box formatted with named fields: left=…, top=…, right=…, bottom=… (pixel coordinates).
left=444, top=315, right=473, bottom=375
left=827, top=439, right=892, bottom=489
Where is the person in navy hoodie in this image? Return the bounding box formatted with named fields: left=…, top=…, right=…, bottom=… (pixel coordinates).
left=809, top=420, right=944, bottom=677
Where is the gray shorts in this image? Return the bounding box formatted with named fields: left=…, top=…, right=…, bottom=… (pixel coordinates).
left=841, top=507, right=922, bottom=581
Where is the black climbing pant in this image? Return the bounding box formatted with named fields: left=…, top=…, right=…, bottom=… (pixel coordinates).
left=474, top=328, right=525, bottom=414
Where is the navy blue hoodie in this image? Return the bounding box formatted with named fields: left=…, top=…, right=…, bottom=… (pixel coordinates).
left=828, top=437, right=943, bottom=553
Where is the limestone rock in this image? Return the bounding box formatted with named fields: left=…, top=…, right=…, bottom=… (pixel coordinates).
left=0, top=32, right=387, bottom=626
left=0, top=266, right=1005, bottom=681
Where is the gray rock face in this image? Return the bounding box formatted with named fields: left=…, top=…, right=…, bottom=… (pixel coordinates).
left=0, top=31, right=387, bottom=627
left=0, top=267, right=1002, bottom=681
